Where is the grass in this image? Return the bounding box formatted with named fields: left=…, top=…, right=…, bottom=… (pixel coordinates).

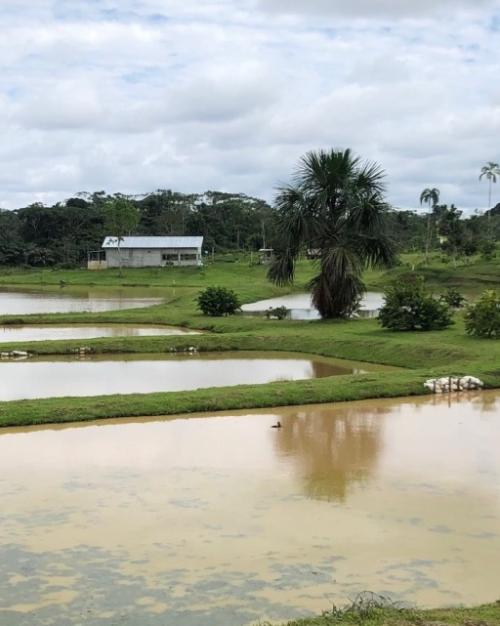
left=0, top=253, right=499, bottom=426
left=271, top=596, right=500, bottom=626
left=2, top=262, right=500, bottom=621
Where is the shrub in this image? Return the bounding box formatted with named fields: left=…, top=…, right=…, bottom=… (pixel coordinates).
left=465, top=290, right=500, bottom=338
left=480, top=240, right=496, bottom=261
left=197, top=286, right=240, bottom=317
left=264, top=306, right=289, bottom=320
left=440, top=287, right=466, bottom=309
left=379, top=275, right=453, bottom=331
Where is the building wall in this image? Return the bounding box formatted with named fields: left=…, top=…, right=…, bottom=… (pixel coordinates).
left=105, top=248, right=201, bottom=268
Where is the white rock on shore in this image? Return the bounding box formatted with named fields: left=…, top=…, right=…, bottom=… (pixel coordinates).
left=424, top=376, right=484, bottom=394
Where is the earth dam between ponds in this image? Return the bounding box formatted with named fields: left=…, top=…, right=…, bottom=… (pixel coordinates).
left=0, top=391, right=498, bottom=626
left=0, top=352, right=390, bottom=401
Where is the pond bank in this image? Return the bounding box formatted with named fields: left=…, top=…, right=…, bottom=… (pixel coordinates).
left=0, top=351, right=382, bottom=401
left=2, top=365, right=500, bottom=428
left=277, top=601, right=500, bottom=626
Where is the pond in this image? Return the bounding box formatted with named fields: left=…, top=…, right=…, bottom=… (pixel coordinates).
left=241, top=292, right=385, bottom=320
left=0, top=352, right=385, bottom=401
left=0, top=391, right=498, bottom=626
left=0, top=286, right=168, bottom=315
left=0, top=324, right=199, bottom=343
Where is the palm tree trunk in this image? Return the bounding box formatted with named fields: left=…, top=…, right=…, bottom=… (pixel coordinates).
left=424, top=201, right=432, bottom=264
left=488, top=179, right=492, bottom=222
left=118, top=241, right=123, bottom=278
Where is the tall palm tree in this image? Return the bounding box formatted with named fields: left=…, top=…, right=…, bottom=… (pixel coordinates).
left=419, top=187, right=440, bottom=210
left=479, top=162, right=500, bottom=211
left=268, top=149, right=395, bottom=319
left=419, top=187, right=440, bottom=263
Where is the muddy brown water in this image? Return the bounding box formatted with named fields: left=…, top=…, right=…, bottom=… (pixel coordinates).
left=0, top=391, right=499, bottom=626
left=0, top=324, right=199, bottom=343
left=0, top=352, right=385, bottom=401
left=0, top=286, right=168, bottom=314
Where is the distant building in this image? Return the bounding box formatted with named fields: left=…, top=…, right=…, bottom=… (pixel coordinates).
left=306, top=248, right=321, bottom=259
left=259, top=248, right=274, bottom=264
left=88, top=236, right=204, bottom=269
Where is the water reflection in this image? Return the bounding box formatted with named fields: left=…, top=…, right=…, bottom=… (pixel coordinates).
left=274, top=404, right=388, bottom=501
left=241, top=292, right=385, bottom=320
left=0, top=352, right=371, bottom=401
left=0, top=324, right=199, bottom=343
left=0, top=286, right=168, bottom=315
left=0, top=392, right=498, bottom=626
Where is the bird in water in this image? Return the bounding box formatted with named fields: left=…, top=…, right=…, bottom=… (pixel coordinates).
left=271, top=421, right=282, bottom=429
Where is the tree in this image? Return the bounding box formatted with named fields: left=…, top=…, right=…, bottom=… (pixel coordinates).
left=268, top=149, right=395, bottom=319
left=197, top=286, right=240, bottom=316
left=465, top=290, right=500, bottom=338
left=436, top=204, right=464, bottom=266
left=420, top=187, right=440, bottom=263
left=379, top=275, right=453, bottom=331
left=104, top=196, right=139, bottom=276
left=479, top=162, right=500, bottom=211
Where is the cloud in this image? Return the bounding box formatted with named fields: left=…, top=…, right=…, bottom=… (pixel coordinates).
left=0, top=0, right=499, bottom=210
left=259, top=0, right=498, bottom=18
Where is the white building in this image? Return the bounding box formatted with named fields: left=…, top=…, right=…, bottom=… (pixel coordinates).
left=90, top=236, right=204, bottom=269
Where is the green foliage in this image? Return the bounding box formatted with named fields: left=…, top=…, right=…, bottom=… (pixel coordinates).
left=269, top=148, right=395, bottom=319
left=379, top=275, right=454, bottom=331
left=197, top=286, right=240, bottom=317
left=480, top=239, right=496, bottom=260
left=440, top=287, right=466, bottom=308
left=419, top=187, right=440, bottom=208
left=264, top=306, right=289, bottom=320
left=465, top=290, right=500, bottom=338
left=104, top=196, right=140, bottom=240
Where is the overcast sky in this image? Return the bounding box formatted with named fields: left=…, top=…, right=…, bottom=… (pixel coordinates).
left=1, top=0, right=499, bottom=211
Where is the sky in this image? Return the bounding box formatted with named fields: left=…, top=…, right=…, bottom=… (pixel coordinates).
left=1, top=0, right=500, bottom=211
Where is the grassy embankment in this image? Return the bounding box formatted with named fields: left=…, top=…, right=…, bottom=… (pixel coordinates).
left=273, top=599, right=500, bottom=626
left=0, top=253, right=499, bottom=427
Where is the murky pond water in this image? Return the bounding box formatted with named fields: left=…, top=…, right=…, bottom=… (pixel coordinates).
left=0, top=324, right=199, bottom=343
left=0, top=352, right=382, bottom=401
left=0, top=392, right=498, bottom=625
left=0, top=286, right=168, bottom=315
left=241, top=292, right=385, bottom=320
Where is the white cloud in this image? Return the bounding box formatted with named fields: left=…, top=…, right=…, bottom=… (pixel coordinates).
left=0, top=0, right=500, bottom=210
left=259, top=0, right=497, bottom=18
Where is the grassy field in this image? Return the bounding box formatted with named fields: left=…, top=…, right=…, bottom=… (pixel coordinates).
left=0, top=253, right=499, bottom=426
left=273, top=599, right=500, bottom=626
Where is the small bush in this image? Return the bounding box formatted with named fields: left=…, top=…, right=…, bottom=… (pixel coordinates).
left=379, top=275, right=453, bottom=331
left=197, top=286, right=240, bottom=317
left=440, top=287, right=466, bottom=309
left=264, top=306, right=289, bottom=320
left=465, top=290, right=500, bottom=338
left=480, top=240, right=496, bottom=261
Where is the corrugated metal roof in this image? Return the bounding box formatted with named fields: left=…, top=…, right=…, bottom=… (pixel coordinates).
left=102, top=236, right=203, bottom=249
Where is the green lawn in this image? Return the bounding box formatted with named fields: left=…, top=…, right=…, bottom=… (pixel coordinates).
left=0, top=254, right=499, bottom=427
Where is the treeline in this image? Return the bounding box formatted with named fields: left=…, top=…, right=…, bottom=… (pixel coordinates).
left=385, top=204, right=500, bottom=260
left=0, top=190, right=277, bottom=267
left=0, top=189, right=498, bottom=267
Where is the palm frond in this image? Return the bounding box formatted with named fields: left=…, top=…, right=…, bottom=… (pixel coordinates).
left=267, top=247, right=296, bottom=286
left=267, top=184, right=308, bottom=285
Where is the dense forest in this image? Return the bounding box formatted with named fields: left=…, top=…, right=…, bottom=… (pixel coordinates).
left=0, top=189, right=498, bottom=267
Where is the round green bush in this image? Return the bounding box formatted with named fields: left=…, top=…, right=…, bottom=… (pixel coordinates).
left=197, top=286, right=241, bottom=317
left=379, top=276, right=453, bottom=331
left=465, top=290, right=500, bottom=338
